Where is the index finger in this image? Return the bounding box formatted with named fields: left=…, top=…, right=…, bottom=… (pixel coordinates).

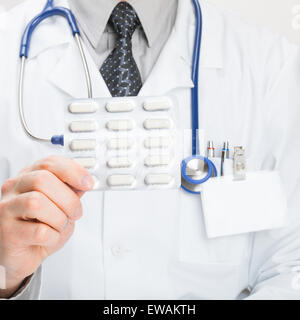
left=21, top=155, right=94, bottom=192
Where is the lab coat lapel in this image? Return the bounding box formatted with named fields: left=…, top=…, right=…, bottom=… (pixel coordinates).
left=138, top=33, right=194, bottom=96
left=28, top=0, right=109, bottom=99
left=45, top=39, right=111, bottom=99
left=138, top=0, right=224, bottom=97
left=138, top=0, right=194, bottom=96
left=199, top=0, right=224, bottom=69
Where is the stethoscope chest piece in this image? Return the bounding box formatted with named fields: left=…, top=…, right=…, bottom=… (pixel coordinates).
left=181, top=156, right=217, bottom=194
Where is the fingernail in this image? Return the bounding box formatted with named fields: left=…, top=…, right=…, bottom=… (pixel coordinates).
left=73, top=207, right=82, bottom=220
left=81, top=175, right=94, bottom=190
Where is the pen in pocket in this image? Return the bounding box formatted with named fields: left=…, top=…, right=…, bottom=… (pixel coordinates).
left=207, top=140, right=215, bottom=158
left=221, top=141, right=230, bottom=176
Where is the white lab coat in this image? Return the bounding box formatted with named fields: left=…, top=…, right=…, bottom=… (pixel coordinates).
left=1, top=0, right=300, bottom=300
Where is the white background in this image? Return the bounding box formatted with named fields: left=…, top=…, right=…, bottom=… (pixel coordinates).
left=0, top=0, right=300, bottom=45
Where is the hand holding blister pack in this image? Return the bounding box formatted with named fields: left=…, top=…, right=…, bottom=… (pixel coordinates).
left=64, top=95, right=182, bottom=191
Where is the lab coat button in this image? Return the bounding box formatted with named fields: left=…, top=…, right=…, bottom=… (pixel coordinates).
left=111, top=245, right=123, bottom=257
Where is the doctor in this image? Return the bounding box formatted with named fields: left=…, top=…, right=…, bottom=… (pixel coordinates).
left=0, top=0, right=300, bottom=300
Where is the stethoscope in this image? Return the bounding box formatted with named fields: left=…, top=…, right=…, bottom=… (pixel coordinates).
left=18, top=0, right=217, bottom=194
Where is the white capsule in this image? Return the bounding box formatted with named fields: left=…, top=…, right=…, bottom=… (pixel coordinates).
left=106, top=100, right=135, bottom=113
left=145, top=174, right=173, bottom=185
left=68, top=101, right=99, bottom=114
left=106, top=120, right=134, bottom=131
left=144, top=119, right=171, bottom=130
left=144, top=155, right=170, bottom=167
left=107, top=175, right=135, bottom=187
left=143, top=98, right=172, bottom=111
left=73, top=157, right=97, bottom=169
left=107, top=157, right=133, bottom=169
left=107, top=138, right=134, bottom=150
left=144, top=137, right=171, bottom=149
left=69, top=121, right=98, bottom=133
left=70, top=139, right=97, bottom=151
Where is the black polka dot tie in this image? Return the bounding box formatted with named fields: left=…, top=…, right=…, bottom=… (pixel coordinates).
left=100, top=2, right=143, bottom=97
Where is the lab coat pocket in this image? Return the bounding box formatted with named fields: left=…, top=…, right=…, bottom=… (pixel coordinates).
left=209, top=157, right=233, bottom=177
left=201, top=170, right=288, bottom=238
left=178, top=191, right=249, bottom=264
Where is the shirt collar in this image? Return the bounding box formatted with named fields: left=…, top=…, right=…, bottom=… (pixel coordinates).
left=69, top=0, right=178, bottom=49
left=130, top=0, right=178, bottom=47
left=69, top=0, right=118, bottom=48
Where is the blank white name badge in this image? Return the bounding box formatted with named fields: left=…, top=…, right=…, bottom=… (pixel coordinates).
left=201, top=171, right=288, bottom=238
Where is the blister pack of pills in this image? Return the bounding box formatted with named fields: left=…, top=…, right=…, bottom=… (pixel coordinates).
left=64, top=95, right=182, bottom=191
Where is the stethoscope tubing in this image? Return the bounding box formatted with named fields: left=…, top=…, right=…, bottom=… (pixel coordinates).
left=191, top=0, right=202, bottom=156
left=18, top=0, right=92, bottom=145
left=180, top=0, right=217, bottom=193
left=18, top=0, right=216, bottom=192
